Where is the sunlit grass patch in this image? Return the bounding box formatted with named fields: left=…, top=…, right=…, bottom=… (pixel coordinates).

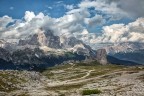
left=46, top=83, right=84, bottom=90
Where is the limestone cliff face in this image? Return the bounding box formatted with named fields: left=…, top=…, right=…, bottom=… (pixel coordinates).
left=37, top=30, right=47, bottom=46
left=18, top=29, right=62, bottom=49
left=96, top=49, right=108, bottom=65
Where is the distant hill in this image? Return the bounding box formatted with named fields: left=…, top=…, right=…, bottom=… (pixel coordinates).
left=107, top=55, right=142, bottom=66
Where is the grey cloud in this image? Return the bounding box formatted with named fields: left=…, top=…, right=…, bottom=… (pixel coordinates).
left=79, top=0, right=128, bottom=21
left=118, top=0, right=144, bottom=18
left=85, top=15, right=105, bottom=27
left=106, top=0, right=144, bottom=18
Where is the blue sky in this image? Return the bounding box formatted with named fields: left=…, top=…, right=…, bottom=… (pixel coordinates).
left=0, top=0, right=133, bottom=23
left=0, top=0, right=144, bottom=47
left=0, top=0, right=81, bottom=18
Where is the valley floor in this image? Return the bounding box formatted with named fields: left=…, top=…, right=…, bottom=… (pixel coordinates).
left=0, top=62, right=144, bottom=96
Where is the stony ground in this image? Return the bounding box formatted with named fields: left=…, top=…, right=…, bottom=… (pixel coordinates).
left=0, top=62, right=144, bottom=96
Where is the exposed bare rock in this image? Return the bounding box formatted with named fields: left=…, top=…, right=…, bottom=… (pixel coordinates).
left=0, top=47, right=11, bottom=61
left=18, top=28, right=62, bottom=49
left=96, top=49, right=108, bottom=65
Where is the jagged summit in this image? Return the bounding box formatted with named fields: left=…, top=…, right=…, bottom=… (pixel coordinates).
left=18, top=28, right=95, bottom=56
left=19, top=28, right=62, bottom=49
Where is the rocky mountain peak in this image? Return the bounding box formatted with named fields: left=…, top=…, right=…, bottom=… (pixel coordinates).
left=18, top=28, right=62, bottom=49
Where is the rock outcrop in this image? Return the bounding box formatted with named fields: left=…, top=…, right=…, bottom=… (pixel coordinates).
left=19, top=29, right=62, bottom=49
left=96, top=49, right=108, bottom=65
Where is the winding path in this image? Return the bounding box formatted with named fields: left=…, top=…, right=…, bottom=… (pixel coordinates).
left=47, top=69, right=125, bottom=87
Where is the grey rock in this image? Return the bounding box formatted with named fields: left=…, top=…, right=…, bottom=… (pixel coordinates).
left=96, top=49, right=107, bottom=65
left=0, top=47, right=11, bottom=61
left=18, top=29, right=62, bottom=49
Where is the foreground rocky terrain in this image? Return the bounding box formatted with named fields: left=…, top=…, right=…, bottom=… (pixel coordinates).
left=0, top=61, right=144, bottom=96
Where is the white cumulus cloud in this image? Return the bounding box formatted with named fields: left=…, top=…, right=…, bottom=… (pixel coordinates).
left=24, top=11, right=36, bottom=22
left=0, top=0, right=144, bottom=50
left=89, top=18, right=144, bottom=44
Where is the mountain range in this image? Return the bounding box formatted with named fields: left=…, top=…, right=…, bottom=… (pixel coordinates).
left=0, top=28, right=105, bottom=70
left=105, top=42, right=144, bottom=64
left=0, top=28, right=143, bottom=70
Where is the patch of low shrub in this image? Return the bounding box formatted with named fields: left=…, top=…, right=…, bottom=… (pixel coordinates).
left=82, top=89, right=102, bottom=95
